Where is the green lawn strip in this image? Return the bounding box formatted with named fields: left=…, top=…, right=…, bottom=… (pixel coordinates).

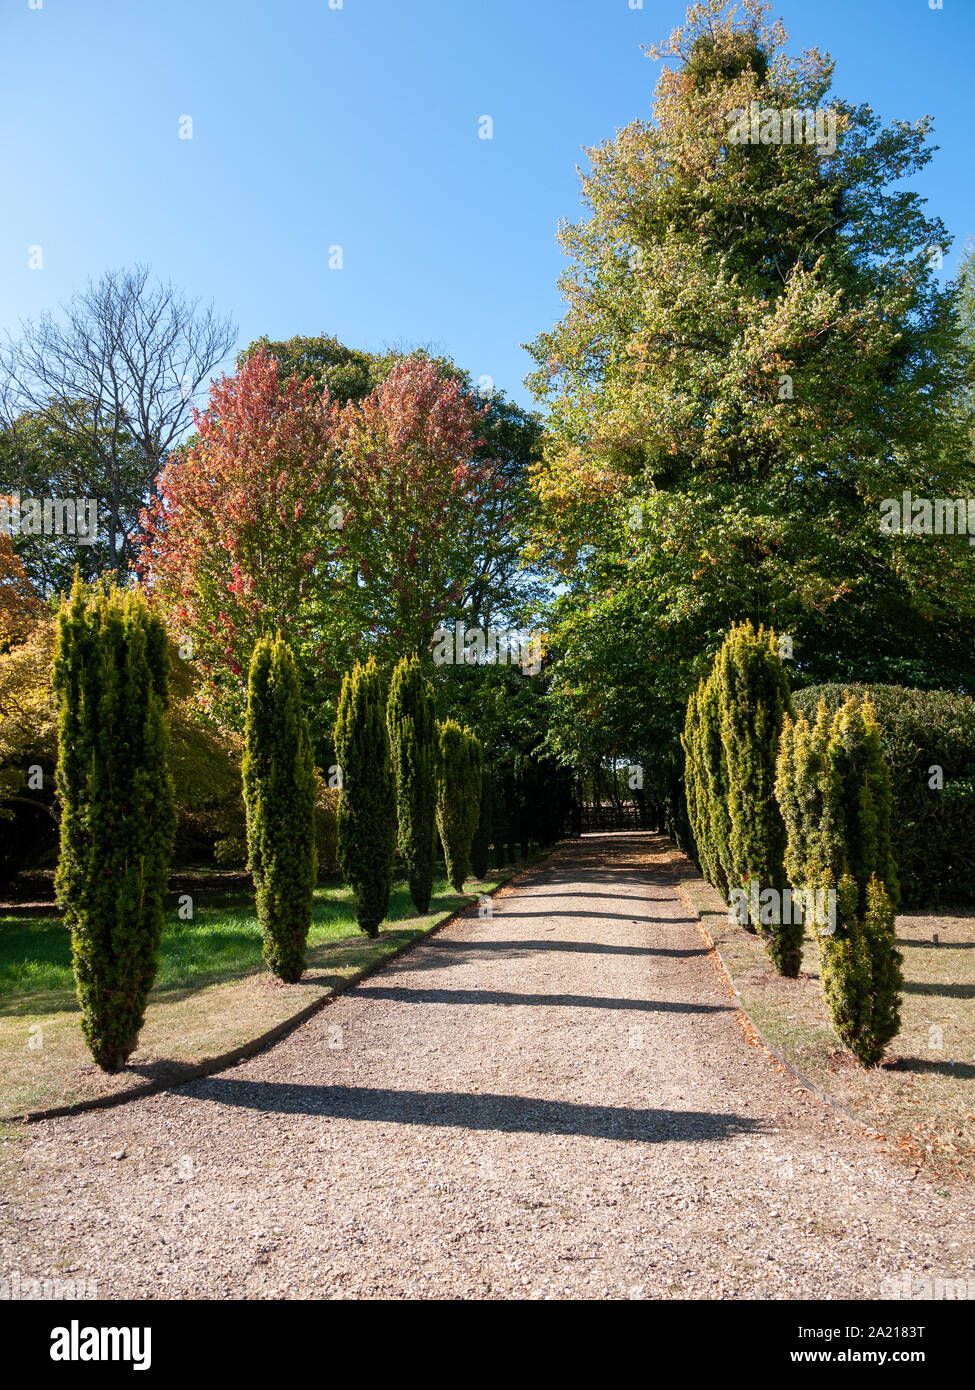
left=0, top=851, right=553, bottom=1122
left=674, top=854, right=975, bottom=1178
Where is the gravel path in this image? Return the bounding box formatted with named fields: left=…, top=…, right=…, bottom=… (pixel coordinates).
left=3, top=831, right=974, bottom=1300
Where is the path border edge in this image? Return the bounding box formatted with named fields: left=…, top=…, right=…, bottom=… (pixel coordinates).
left=11, top=846, right=565, bottom=1127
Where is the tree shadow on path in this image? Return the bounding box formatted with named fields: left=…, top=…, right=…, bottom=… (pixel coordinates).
left=352, top=984, right=730, bottom=1013
left=188, top=1077, right=762, bottom=1143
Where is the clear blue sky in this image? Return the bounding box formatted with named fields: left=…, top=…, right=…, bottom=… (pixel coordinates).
left=2, top=0, right=972, bottom=411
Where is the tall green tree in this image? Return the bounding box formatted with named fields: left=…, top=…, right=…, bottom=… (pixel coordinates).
left=529, top=0, right=975, bottom=782
left=242, top=635, right=317, bottom=983
left=335, top=657, right=396, bottom=936
left=53, top=578, right=176, bottom=1071
left=386, top=654, right=438, bottom=914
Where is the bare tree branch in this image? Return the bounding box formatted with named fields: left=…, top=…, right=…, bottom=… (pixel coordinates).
left=1, top=266, right=236, bottom=575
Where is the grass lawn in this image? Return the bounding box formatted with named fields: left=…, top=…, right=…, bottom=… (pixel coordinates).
left=673, top=848, right=975, bottom=1181
left=0, top=858, right=543, bottom=1121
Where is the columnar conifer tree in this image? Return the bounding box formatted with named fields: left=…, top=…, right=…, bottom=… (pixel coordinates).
left=242, top=635, right=317, bottom=982
left=820, top=695, right=902, bottom=1062
left=701, top=673, right=733, bottom=899
left=682, top=682, right=705, bottom=865
left=335, top=657, right=396, bottom=935
left=716, top=622, right=799, bottom=973
left=775, top=700, right=835, bottom=907
left=386, top=655, right=437, bottom=914
left=469, top=769, right=493, bottom=881
left=682, top=675, right=732, bottom=897
left=53, top=577, right=176, bottom=1072
left=776, top=693, right=902, bottom=1064
left=823, top=696, right=899, bottom=910
left=436, top=720, right=483, bottom=892
left=820, top=873, right=902, bottom=1068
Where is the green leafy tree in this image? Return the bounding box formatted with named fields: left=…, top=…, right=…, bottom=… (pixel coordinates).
left=0, top=402, right=140, bottom=594
left=242, top=635, right=317, bottom=983
left=528, top=0, right=975, bottom=785
left=335, top=657, right=396, bottom=935
left=956, top=240, right=975, bottom=461
left=386, top=654, right=437, bottom=914
left=793, top=682, right=975, bottom=906
left=436, top=719, right=482, bottom=892
left=53, top=577, right=176, bottom=1071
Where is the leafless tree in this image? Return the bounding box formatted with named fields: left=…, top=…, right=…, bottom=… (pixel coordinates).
left=2, top=265, right=236, bottom=573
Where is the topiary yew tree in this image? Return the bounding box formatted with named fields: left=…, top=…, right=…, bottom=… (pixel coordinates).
left=682, top=672, right=732, bottom=899
left=777, top=692, right=902, bottom=1065
left=791, top=682, right=963, bottom=906
left=717, top=622, right=798, bottom=973
left=335, top=657, right=396, bottom=936
left=436, top=719, right=482, bottom=892
left=242, top=634, right=317, bottom=983
left=53, top=576, right=176, bottom=1072
left=386, top=654, right=437, bottom=914
left=821, top=873, right=902, bottom=1068
left=469, top=768, right=493, bottom=881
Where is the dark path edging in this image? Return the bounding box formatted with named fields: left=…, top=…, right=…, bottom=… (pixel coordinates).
left=12, top=849, right=563, bottom=1127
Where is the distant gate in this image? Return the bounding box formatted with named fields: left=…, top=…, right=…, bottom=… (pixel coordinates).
left=579, top=802, right=651, bottom=833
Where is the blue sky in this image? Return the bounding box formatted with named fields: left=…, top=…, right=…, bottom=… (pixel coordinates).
left=2, top=0, right=972, bottom=412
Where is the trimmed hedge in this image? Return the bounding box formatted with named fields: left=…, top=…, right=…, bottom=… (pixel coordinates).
left=792, top=684, right=975, bottom=906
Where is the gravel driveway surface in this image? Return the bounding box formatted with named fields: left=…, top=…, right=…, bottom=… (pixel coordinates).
left=3, top=832, right=974, bottom=1300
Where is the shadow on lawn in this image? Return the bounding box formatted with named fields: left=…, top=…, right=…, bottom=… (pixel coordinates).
left=187, top=1076, right=762, bottom=1143
left=889, top=1057, right=975, bottom=1081
left=901, top=981, right=975, bottom=1000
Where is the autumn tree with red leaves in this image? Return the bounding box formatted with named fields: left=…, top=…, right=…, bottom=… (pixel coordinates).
left=0, top=517, right=44, bottom=651
left=138, top=347, right=344, bottom=738
left=337, top=357, right=502, bottom=660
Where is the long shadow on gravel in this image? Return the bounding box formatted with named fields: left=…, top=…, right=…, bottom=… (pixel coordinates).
left=188, top=1078, right=762, bottom=1142
left=493, top=910, right=680, bottom=923
left=401, top=939, right=707, bottom=967
left=353, top=985, right=730, bottom=1013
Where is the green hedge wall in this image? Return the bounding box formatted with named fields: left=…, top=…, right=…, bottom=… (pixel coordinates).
left=792, top=684, right=975, bottom=907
